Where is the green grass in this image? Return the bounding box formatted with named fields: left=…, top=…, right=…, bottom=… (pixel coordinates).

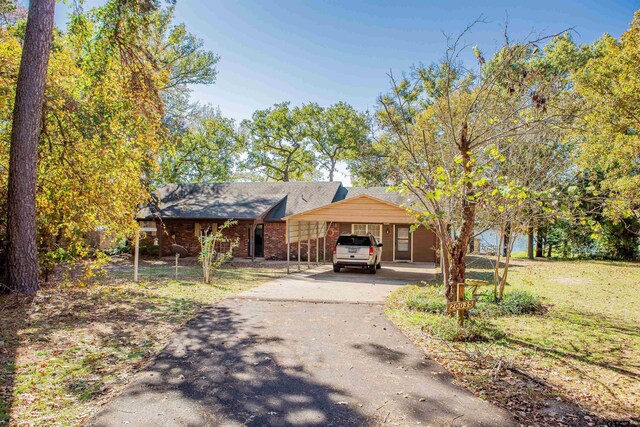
left=386, top=256, right=640, bottom=422
left=0, top=263, right=285, bottom=426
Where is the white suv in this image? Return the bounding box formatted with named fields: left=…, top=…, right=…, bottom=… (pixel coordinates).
left=332, top=233, right=383, bottom=274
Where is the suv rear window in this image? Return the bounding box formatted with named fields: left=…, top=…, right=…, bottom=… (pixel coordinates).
left=337, top=235, right=371, bottom=246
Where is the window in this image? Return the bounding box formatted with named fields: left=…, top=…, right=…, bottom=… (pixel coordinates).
left=195, top=222, right=217, bottom=237
left=140, top=221, right=157, bottom=236
left=352, top=224, right=382, bottom=243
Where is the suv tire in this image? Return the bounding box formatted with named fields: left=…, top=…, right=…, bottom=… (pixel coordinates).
left=333, top=265, right=341, bottom=273
left=369, top=265, right=376, bottom=274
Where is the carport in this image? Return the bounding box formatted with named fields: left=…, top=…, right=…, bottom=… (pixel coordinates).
left=283, top=194, right=424, bottom=274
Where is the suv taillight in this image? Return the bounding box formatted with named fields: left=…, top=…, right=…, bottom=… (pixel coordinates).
left=333, top=245, right=337, bottom=254
left=369, top=246, right=374, bottom=255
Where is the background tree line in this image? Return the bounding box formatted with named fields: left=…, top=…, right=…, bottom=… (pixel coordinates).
left=155, top=100, right=372, bottom=184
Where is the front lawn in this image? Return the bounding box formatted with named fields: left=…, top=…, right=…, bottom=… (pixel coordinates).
left=0, top=259, right=285, bottom=426
left=386, top=256, right=639, bottom=425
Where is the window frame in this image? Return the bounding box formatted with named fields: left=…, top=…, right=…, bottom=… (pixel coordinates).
left=351, top=223, right=382, bottom=243
left=195, top=222, right=217, bottom=238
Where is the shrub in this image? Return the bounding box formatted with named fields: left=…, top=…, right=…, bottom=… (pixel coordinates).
left=480, top=289, right=543, bottom=316
left=200, top=220, right=239, bottom=284
left=497, top=290, right=542, bottom=315
left=421, top=315, right=504, bottom=342
left=403, top=286, right=447, bottom=313
left=139, top=244, right=159, bottom=256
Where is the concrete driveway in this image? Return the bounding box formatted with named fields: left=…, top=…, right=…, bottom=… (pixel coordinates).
left=238, top=263, right=436, bottom=304
left=88, top=264, right=514, bottom=427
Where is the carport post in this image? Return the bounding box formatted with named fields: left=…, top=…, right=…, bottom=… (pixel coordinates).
left=297, top=221, right=301, bottom=271
left=133, top=230, right=140, bottom=282
left=251, top=223, right=256, bottom=262
left=323, top=235, right=326, bottom=263
left=323, top=221, right=332, bottom=264
left=315, top=222, right=319, bottom=265
left=307, top=221, right=311, bottom=270
left=286, top=219, right=290, bottom=274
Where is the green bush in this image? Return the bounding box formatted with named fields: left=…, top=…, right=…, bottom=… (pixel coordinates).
left=103, top=240, right=131, bottom=256
left=495, top=290, right=542, bottom=315
left=403, top=286, right=447, bottom=313
left=421, top=315, right=504, bottom=342
left=139, top=244, right=160, bottom=256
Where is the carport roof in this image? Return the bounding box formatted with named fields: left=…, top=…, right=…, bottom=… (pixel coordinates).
left=283, top=194, right=417, bottom=224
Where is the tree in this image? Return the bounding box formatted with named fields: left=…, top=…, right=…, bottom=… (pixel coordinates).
left=5, top=0, right=55, bottom=294
left=303, top=102, right=369, bottom=181
left=242, top=102, right=316, bottom=182
left=199, top=220, right=238, bottom=284
left=378, top=26, right=574, bottom=303
left=572, top=12, right=640, bottom=223
left=348, top=133, right=394, bottom=186
left=156, top=105, right=241, bottom=184
left=478, top=132, right=574, bottom=299
left=0, top=0, right=218, bottom=291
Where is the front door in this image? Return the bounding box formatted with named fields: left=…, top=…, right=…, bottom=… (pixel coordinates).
left=395, top=225, right=411, bottom=261
left=254, top=224, right=264, bottom=257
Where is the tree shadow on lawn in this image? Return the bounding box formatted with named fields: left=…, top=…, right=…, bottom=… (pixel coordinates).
left=495, top=307, right=639, bottom=422
left=0, top=283, right=211, bottom=425
left=88, top=305, right=372, bottom=426
left=501, top=333, right=639, bottom=423
left=0, top=294, right=32, bottom=425
left=503, top=309, right=639, bottom=382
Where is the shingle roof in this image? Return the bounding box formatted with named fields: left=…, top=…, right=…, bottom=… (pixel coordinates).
left=138, top=182, right=342, bottom=221
left=344, top=186, right=413, bottom=207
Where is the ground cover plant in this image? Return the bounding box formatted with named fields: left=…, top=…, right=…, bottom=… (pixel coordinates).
left=0, top=257, right=285, bottom=426
left=386, top=255, right=639, bottom=425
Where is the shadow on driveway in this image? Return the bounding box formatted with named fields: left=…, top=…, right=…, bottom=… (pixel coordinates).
left=88, top=300, right=514, bottom=426
left=88, top=304, right=368, bottom=426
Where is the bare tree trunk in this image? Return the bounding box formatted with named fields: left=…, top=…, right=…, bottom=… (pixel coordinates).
left=328, top=159, right=336, bottom=181
left=502, top=222, right=511, bottom=257
left=547, top=244, right=552, bottom=258
left=527, top=224, right=534, bottom=259
left=536, top=232, right=544, bottom=257
left=446, top=123, right=475, bottom=302
left=493, top=226, right=504, bottom=301
left=440, top=237, right=449, bottom=287
left=4, top=0, right=55, bottom=294
left=498, top=228, right=516, bottom=300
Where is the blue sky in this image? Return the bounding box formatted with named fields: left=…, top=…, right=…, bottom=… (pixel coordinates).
left=54, top=0, right=638, bottom=183
left=54, top=1, right=638, bottom=122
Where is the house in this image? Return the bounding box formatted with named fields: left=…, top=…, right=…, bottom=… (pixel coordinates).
left=137, top=182, right=438, bottom=264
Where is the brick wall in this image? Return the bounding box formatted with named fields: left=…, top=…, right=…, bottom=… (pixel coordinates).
left=264, top=222, right=287, bottom=260
left=141, top=219, right=252, bottom=258
left=138, top=219, right=437, bottom=262
left=263, top=221, right=340, bottom=261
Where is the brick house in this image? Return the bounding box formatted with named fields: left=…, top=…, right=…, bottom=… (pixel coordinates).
left=137, top=182, right=438, bottom=264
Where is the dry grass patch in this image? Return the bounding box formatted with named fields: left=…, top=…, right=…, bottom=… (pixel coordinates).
left=0, top=262, right=285, bottom=426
